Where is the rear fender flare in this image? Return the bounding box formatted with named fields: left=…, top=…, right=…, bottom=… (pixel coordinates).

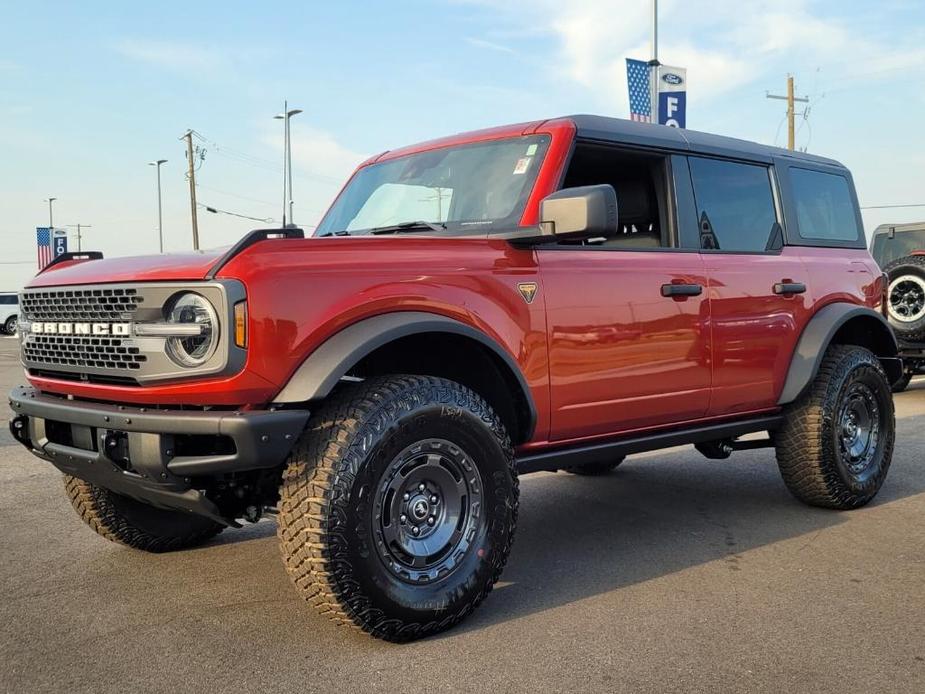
left=778, top=303, right=900, bottom=404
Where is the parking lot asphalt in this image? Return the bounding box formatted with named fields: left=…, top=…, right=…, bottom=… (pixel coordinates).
left=0, top=334, right=923, bottom=693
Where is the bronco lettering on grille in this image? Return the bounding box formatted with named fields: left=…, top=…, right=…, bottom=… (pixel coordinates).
left=30, top=322, right=132, bottom=336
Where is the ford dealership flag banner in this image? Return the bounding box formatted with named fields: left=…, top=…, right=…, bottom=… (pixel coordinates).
left=657, top=65, right=687, bottom=128
left=36, top=227, right=67, bottom=269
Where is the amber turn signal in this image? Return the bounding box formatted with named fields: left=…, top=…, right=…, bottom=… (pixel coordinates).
left=234, top=301, right=248, bottom=348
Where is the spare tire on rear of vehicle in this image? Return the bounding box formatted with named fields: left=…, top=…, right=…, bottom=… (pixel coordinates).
left=883, top=254, right=925, bottom=342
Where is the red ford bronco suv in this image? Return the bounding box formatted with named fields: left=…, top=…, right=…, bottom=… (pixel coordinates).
left=9, top=116, right=900, bottom=641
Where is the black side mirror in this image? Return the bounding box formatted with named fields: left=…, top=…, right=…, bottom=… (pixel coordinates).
left=540, top=184, right=618, bottom=238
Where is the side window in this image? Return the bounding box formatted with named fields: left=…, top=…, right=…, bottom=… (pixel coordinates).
left=688, top=157, right=778, bottom=252
left=789, top=168, right=861, bottom=243
left=560, top=143, right=671, bottom=249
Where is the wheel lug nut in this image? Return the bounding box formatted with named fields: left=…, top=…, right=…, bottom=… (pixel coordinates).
left=430, top=495, right=438, bottom=504
left=427, top=516, right=435, bottom=526
left=399, top=514, right=407, bottom=524
left=402, top=493, right=410, bottom=501
left=411, top=526, right=420, bottom=536
left=418, top=483, right=426, bottom=492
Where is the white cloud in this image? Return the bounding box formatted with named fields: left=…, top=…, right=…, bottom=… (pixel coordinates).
left=115, top=39, right=225, bottom=72
left=465, top=36, right=518, bottom=55
left=461, top=0, right=925, bottom=112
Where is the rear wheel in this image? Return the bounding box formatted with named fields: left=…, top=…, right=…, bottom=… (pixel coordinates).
left=64, top=476, right=224, bottom=552
left=775, top=345, right=894, bottom=509
left=277, top=375, right=518, bottom=642
left=564, top=456, right=626, bottom=476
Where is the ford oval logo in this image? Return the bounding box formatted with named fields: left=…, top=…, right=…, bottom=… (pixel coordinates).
left=662, top=72, right=683, bottom=86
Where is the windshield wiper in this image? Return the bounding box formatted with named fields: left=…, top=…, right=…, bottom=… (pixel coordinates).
left=367, top=220, right=447, bottom=235
left=317, top=230, right=351, bottom=237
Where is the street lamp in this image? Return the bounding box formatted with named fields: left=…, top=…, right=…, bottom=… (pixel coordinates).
left=148, top=159, right=168, bottom=253
left=274, top=101, right=302, bottom=227
left=44, top=197, right=57, bottom=229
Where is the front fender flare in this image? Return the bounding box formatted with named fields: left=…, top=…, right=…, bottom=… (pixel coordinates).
left=272, top=312, right=537, bottom=435
left=778, top=303, right=899, bottom=405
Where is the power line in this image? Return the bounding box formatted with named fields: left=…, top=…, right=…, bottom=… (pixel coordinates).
left=860, top=203, right=925, bottom=210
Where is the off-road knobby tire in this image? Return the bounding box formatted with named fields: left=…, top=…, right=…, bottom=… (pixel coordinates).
left=884, top=254, right=925, bottom=341
left=892, top=370, right=913, bottom=393
left=277, top=375, right=518, bottom=642
left=564, top=456, right=626, bottom=476
left=775, top=345, right=894, bottom=509
left=64, top=476, right=224, bottom=552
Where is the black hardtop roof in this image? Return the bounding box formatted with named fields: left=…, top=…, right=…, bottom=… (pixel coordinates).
left=872, top=221, right=925, bottom=234
left=567, top=114, right=845, bottom=169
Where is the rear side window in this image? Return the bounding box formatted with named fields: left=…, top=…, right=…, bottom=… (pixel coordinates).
left=790, top=168, right=860, bottom=242
left=0, top=295, right=17, bottom=305
left=688, top=157, right=778, bottom=252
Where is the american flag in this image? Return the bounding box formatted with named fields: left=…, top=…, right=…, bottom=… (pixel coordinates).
left=36, top=227, right=53, bottom=269
left=626, top=58, right=651, bottom=122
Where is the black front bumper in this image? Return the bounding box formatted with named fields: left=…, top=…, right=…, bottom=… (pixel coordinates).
left=8, top=386, right=310, bottom=525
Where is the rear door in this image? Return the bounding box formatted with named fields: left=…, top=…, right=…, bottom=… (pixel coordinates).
left=679, top=156, right=812, bottom=416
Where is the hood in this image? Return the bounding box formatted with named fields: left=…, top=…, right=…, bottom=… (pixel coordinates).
left=27, top=249, right=227, bottom=288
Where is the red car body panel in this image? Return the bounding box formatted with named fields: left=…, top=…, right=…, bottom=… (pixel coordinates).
left=22, top=116, right=883, bottom=455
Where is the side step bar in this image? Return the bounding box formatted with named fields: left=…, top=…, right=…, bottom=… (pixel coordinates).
left=516, top=415, right=784, bottom=474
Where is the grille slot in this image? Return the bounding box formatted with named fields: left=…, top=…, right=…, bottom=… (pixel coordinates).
left=23, top=335, right=147, bottom=370
left=21, top=287, right=142, bottom=321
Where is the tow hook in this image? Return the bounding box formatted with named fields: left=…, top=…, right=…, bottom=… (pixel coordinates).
left=9, top=415, right=28, bottom=443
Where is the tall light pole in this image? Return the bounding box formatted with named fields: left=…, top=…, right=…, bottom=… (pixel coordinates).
left=45, top=197, right=57, bottom=229
left=148, top=159, right=167, bottom=253
left=274, top=101, right=302, bottom=227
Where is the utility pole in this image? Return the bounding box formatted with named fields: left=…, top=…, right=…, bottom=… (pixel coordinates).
left=45, top=197, right=57, bottom=229
left=66, top=223, right=92, bottom=252
left=149, top=159, right=167, bottom=253
left=766, top=75, right=809, bottom=151
left=182, top=130, right=200, bottom=250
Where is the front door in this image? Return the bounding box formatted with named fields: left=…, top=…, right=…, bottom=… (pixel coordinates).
left=540, top=248, right=711, bottom=441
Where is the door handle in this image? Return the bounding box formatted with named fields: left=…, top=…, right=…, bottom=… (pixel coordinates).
left=661, top=283, right=703, bottom=297
left=773, top=281, right=807, bottom=295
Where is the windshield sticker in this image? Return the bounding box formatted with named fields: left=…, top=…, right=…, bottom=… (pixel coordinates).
left=513, top=157, right=532, bottom=175
left=525, top=143, right=538, bottom=156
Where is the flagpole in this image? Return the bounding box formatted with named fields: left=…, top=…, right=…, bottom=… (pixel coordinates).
left=649, top=0, right=660, bottom=124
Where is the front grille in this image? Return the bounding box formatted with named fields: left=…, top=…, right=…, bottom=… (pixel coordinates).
left=23, top=334, right=147, bottom=370
left=20, top=287, right=142, bottom=321
left=19, top=281, right=238, bottom=385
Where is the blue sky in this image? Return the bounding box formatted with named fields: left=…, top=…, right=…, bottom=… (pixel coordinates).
left=2, top=0, right=924, bottom=289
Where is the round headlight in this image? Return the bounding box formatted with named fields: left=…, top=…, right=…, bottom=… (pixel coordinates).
left=165, top=293, right=218, bottom=367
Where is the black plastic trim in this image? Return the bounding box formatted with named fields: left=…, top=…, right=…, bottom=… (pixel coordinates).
left=273, top=311, right=538, bottom=441
left=777, top=304, right=900, bottom=404
left=516, top=415, right=784, bottom=474
left=38, top=251, right=103, bottom=274
left=205, top=227, right=305, bottom=279
left=8, top=386, right=310, bottom=524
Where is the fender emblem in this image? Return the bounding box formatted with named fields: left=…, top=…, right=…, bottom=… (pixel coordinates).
left=517, top=282, right=538, bottom=304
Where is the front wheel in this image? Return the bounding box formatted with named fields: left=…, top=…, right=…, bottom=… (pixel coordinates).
left=3, top=315, right=15, bottom=335
left=64, top=476, right=224, bottom=552
left=277, top=375, right=518, bottom=642
left=775, top=345, right=895, bottom=509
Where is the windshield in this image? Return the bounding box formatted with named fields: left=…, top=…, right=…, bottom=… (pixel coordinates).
left=315, top=135, right=550, bottom=236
